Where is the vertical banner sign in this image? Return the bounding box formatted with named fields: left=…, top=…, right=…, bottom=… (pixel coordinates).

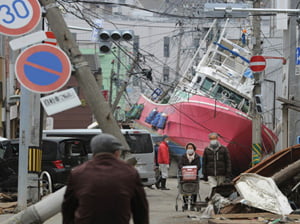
left=296, top=47, right=300, bottom=65
left=296, top=47, right=300, bottom=76
left=0, top=0, right=41, bottom=36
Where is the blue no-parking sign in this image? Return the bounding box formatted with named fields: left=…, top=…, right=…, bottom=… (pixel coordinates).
left=15, top=44, right=71, bottom=93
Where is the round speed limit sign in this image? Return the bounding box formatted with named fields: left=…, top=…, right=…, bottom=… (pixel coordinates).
left=0, top=0, right=41, bottom=36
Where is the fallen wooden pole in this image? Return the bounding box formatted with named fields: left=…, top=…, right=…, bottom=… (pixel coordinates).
left=272, top=159, right=300, bottom=186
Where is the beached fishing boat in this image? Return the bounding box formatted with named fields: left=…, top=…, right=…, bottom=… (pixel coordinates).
left=130, top=19, right=278, bottom=175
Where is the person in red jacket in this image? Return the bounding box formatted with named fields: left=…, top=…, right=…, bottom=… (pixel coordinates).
left=157, top=135, right=170, bottom=190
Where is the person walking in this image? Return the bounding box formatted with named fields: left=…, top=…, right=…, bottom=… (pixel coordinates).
left=157, top=135, right=170, bottom=190
left=154, top=139, right=162, bottom=189
left=202, top=132, right=232, bottom=200
left=62, top=133, right=149, bottom=224
left=178, top=142, right=201, bottom=211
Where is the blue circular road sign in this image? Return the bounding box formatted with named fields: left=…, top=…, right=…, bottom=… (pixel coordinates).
left=15, top=44, right=71, bottom=93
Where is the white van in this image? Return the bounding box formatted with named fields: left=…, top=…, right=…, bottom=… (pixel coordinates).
left=43, top=129, right=156, bottom=187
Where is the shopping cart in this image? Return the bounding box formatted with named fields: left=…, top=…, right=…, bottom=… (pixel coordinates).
left=175, top=166, right=201, bottom=212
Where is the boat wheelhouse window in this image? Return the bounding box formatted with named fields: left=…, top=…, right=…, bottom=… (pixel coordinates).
left=212, top=84, right=250, bottom=113
left=200, top=78, right=250, bottom=113
left=200, top=78, right=216, bottom=93
left=240, top=99, right=250, bottom=113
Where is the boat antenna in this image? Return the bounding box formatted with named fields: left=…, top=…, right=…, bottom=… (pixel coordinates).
left=164, top=19, right=218, bottom=103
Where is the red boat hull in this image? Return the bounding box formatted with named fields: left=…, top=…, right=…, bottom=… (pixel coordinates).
left=135, top=94, right=278, bottom=175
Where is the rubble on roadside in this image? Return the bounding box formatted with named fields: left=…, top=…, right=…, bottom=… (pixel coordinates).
left=0, top=193, right=17, bottom=214
left=189, top=144, right=300, bottom=223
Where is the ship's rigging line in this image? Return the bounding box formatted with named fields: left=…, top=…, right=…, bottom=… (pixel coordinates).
left=112, top=37, right=281, bottom=136
left=166, top=99, right=253, bottom=157
left=58, top=3, right=285, bottom=91
left=59, top=2, right=282, bottom=150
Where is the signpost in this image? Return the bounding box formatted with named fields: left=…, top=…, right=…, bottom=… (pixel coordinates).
left=15, top=44, right=71, bottom=93
left=40, top=88, right=81, bottom=115
left=0, top=0, right=41, bottom=36
left=9, top=30, right=47, bottom=50
left=249, top=55, right=266, bottom=72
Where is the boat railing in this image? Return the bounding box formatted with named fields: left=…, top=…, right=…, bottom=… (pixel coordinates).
left=222, top=57, right=247, bottom=76
left=206, top=46, right=248, bottom=78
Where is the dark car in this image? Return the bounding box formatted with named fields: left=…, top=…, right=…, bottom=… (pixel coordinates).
left=0, top=137, right=89, bottom=196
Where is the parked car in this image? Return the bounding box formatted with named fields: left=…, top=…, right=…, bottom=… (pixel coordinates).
left=43, top=129, right=156, bottom=187
left=0, top=137, right=89, bottom=196
left=0, top=128, right=156, bottom=195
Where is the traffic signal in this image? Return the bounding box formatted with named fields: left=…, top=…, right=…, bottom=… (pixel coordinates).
left=254, top=94, right=263, bottom=114
left=98, top=30, right=134, bottom=53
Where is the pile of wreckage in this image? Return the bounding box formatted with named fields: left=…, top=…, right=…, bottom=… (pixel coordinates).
left=0, top=193, right=17, bottom=215
left=196, top=144, right=300, bottom=223
left=0, top=158, right=18, bottom=215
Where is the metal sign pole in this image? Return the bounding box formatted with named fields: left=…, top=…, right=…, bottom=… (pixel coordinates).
left=17, top=85, right=41, bottom=210
left=17, top=86, right=31, bottom=210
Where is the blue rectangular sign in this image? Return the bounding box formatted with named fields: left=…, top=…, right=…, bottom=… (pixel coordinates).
left=296, top=47, right=300, bottom=65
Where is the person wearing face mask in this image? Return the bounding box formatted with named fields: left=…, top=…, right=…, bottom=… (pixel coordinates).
left=178, top=143, right=201, bottom=211
left=201, top=132, right=232, bottom=200
left=157, top=135, right=170, bottom=190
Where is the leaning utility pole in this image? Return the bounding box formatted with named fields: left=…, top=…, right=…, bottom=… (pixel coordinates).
left=175, top=22, right=183, bottom=82
left=287, top=0, right=299, bottom=146
left=251, top=0, right=263, bottom=165
left=38, top=0, right=129, bottom=148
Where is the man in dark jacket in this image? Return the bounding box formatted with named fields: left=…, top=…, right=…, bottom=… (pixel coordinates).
left=202, top=132, right=231, bottom=199
left=62, top=133, right=149, bottom=224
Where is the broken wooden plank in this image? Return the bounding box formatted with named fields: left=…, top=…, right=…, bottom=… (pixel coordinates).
left=208, top=219, right=264, bottom=224
left=0, top=193, right=13, bottom=202
left=0, top=202, right=17, bottom=209
left=233, top=145, right=300, bottom=182
left=212, top=212, right=300, bottom=220
left=272, top=159, right=300, bottom=186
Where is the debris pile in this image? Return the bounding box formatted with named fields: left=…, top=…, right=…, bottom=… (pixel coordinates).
left=197, top=145, right=300, bottom=223
left=0, top=193, right=17, bottom=214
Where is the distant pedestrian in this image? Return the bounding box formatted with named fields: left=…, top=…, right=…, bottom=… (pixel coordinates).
left=62, top=133, right=149, bottom=224
left=178, top=142, right=201, bottom=211
left=157, top=135, right=170, bottom=190
left=202, top=132, right=232, bottom=199
left=154, top=139, right=162, bottom=189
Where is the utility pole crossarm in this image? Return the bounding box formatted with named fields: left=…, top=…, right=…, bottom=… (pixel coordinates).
left=277, top=97, right=300, bottom=112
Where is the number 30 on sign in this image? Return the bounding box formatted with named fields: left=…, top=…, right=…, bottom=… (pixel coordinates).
left=0, top=0, right=41, bottom=36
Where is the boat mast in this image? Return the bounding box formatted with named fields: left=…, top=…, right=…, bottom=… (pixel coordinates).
left=175, top=21, right=183, bottom=82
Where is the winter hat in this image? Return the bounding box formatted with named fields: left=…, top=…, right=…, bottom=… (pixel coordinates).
left=90, top=133, right=125, bottom=155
